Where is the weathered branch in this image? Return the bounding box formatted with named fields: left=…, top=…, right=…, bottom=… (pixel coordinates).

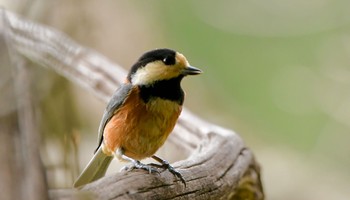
left=1, top=9, right=264, bottom=200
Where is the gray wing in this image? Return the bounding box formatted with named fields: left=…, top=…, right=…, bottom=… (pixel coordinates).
left=94, top=83, right=133, bottom=152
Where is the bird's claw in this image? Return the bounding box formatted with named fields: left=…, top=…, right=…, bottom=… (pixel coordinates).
left=152, top=160, right=186, bottom=186
left=164, top=163, right=186, bottom=186
left=121, top=161, right=159, bottom=174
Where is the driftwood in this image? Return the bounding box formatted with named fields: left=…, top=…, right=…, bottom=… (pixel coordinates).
left=1, top=9, right=264, bottom=200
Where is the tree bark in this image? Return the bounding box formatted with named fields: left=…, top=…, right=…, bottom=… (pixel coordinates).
left=1, top=9, right=264, bottom=200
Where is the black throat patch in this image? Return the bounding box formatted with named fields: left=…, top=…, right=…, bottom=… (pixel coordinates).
left=139, top=76, right=184, bottom=105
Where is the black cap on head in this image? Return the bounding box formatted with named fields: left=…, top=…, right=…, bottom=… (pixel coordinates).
left=127, top=48, right=177, bottom=81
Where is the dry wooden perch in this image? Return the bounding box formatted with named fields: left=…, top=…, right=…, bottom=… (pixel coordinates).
left=1, top=9, right=264, bottom=200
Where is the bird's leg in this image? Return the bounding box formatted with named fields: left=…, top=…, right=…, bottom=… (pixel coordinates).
left=114, top=148, right=158, bottom=174
left=151, top=155, right=186, bottom=186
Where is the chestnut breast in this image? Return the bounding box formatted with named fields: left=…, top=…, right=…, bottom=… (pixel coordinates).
left=103, top=86, right=182, bottom=160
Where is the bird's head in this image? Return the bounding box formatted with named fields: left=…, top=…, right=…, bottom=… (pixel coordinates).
left=127, top=48, right=202, bottom=85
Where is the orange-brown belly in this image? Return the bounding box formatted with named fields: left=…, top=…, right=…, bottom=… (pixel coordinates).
left=103, top=89, right=181, bottom=160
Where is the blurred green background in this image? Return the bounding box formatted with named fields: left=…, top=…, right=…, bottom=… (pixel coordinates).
left=2, top=0, right=350, bottom=199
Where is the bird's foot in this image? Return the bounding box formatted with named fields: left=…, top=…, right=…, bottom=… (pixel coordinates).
left=151, top=156, right=186, bottom=186
left=160, top=160, right=186, bottom=186
left=121, top=160, right=159, bottom=174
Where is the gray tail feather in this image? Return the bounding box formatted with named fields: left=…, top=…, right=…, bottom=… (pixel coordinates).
left=73, top=146, right=113, bottom=188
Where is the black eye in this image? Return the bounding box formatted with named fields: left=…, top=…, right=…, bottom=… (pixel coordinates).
left=162, top=56, right=176, bottom=65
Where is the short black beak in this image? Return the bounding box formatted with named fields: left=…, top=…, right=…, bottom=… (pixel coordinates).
left=182, top=66, right=203, bottom=75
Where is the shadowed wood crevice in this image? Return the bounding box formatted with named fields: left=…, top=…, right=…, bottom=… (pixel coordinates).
left=1, top=9, right=264, bottom=200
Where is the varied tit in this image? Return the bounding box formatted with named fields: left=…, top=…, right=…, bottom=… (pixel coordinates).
left=73, top=48, right=202, bottom=188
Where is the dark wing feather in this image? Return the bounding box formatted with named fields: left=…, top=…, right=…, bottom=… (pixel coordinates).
left=94, top=83, right=133, bottom=152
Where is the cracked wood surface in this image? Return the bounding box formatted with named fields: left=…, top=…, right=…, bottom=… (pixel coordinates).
left=1, top=9, right=264, bottom=200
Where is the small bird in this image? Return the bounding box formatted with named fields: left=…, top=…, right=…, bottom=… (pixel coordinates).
left=73, top=48, right=202, bottom=188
